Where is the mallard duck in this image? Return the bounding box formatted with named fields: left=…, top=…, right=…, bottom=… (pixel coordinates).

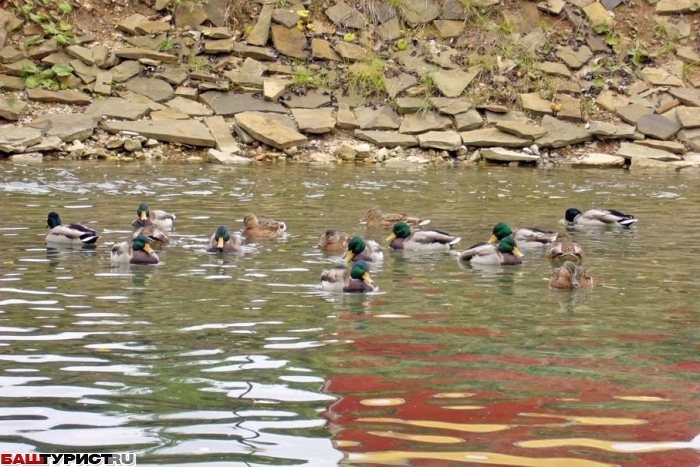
left=549, top=261, right=594, bottom=290
left=240, top=214, right=286, bottom=238
left=458, top=237, right=523, bottom=265
left=387, top=221, right=461, bottom=251
left=207, top=225, right=241, bottom=253
left=131, top=202, right=176, bottom=231
left=565, top=208, right=637, bottom=227
left=545, top=232, right=584, bottom=263
left=45, top=212, right=99, bottom=245
left=489, top=222, right=558, bottom=248
left=317, top=229, right=350, bottom=251
left=359, top=206, right=430, bottom=229
left=321, top=260, right=375, bottom=293
left=111, top=233, right=159, bottom=265
left=344, top=236, right=384, bottom=262
left=134, top=224, right=169, bottom=245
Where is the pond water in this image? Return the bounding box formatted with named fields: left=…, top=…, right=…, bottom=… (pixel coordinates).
left=0, top=161, right=699, bottom=467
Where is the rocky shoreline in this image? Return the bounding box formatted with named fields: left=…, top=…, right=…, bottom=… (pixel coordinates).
left=0, top=0, right=699, bottom=169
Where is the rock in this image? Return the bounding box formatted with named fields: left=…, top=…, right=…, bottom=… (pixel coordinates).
left=70, top=59, right=99, bottom=83
left=26, top=88, right=91, bottom=105
left=583, top=1, right=613, bottom=27
left=334, top=143, right=358, bottom=160
left=355, top=105, right=401, bottom=130
left=111, top=60, right=142, bottom=83
left=417, top=131, right=461, bottom=150
left=616, top=104, right=655, bottom=124
left=677, top=46, right=700, bottom=65
left=639, top=66, right=683, bottom=87
left=669, top=88, right=700, bottom=107
left=10, top=152, right=43, bottom=163
left=433, top=20, right=463, bottom=37
left=617, top=141, right=682, bottom=162
left=158, top=67, right=188, bottom=86
left=433, top=67, right=479, bottom=97
left=65, top=45, right=94, bottom=65
left=27, top=114, right=97, bottom=142
left=105, top=137, right=124, bottom=149
left=535, top=115, right=592, bottom=148
left=385, top=73, right=418, bottom=99
left=123, top=138, right=142, bottom=152
left=204, top=115, right=240, bottom=153
left=93, top=71, right=112, bottom=95
left=282, top=90, right=332, bottom=109
left=291, top=108, right=335, bottom=134
left=399, top=112, right=452, bottom=134
left=207, top=148, right=250, bottom=164
left=481, top=147, right=540, bottom=162
left=395, top=97, right=426, bottom=114
left=556, top=94, right=582, bottom=122
left=118, top=90, right=167, bottom=112
left=400, top=0, right=440, bottom=26
left=678, top=129, right=700, bottom=151
left=556, top=45, right=592, bottom=69
left=635, top=114, right=681, bottom=140
left=150, top=109, right=190, bottom=121
left=0, top=95, right=27, bottom=121
left=495, top=121, right=547, bottom=140
left=174, top=1, right=207, bottom=28
left=537, top=0, right=566, bottom=14
left=595, top=89, right=630, bottom=112
left=102, top=120, right=216, bottom=147
left=353, top=130, right=418, bottom=148
left=204, top=39, right=235, bottom=54
left=587, top=121, right=637, bottom=140
left=0, top=58, right=35, bottom=76
left=311, top=38, right=341, bottom=61
left=335, top=41, right=367, bottom=61
left=453, top=109, right=484, bottom=131
left=535, top=61, right=572, bottom=78
left=166, top=96, right=214, bottom=117
left=270, top=25, right=308, bottom=59
left=570, top=152, right=625, bottom=167
left=307, top=151, right=337, bottom=164
left=520, top=92, right=553, bottom=117
left=135, top=20, right=171, bottom=35
left=29, top=136, right=63, bottom=152
left=656, top=0, right=697, bottom=13
left=247, top=4, right=273, bottom=46
left=232, top=43, right=277, bottom=61
left=125, top=77, right=174, bottom=103
left=377, top=17, right=402, bottom=41
left=27, top=39, right=59, bottom=60
left=263, top=78, right=288, bottom=101
left=202, top=0, right=228, bottom=27
left=235, top=111, right=307, bottom=149
left=117, top=14, right=148, bottom=35
left=0, top=127, right=43, bottom=153
left=199, top=91, right=286, bottom=115
left=486, top=110, right=528, bottom=124
left=677, top=106, right=700, bottom=129
left=271, top=9, right=299, bottom=28
left=634, top=139, right=686, bottom=155
left=429, top=97, right=473, bottom=115
left=336, top=103, right=359, bottom=130
left=325, top=2, right=366, bottom=29
left=460, top=128, right=531, bottom=148
left=0, top=74, right=24, bottom=91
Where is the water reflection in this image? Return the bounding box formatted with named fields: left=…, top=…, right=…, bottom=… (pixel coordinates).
left=0, top=163, right=699, bottom=466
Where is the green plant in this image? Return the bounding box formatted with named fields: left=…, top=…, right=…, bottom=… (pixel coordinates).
left=418, top=72, right=438, bottom=96
left=346, top=58, right=385, bottom=97
left=159, top=38, right=174, bottom=51
left=626, top=40, right=650, bottom=68
left=580, top=96, right=595, bottom=118
left=18, top=1, right=74, bottom=45
left=292, top=65, right=315, bottom=87
left=497, top=18, right=514, bottom=35
left=22, top=63, right=73, bottom=90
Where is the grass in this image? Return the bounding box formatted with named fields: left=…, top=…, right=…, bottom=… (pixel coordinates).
left=292, top=65, right=315, bottom=87
left=346, top=57, right=385, bottom=97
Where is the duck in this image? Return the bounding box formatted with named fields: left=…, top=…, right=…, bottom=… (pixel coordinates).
left=387, top=221, right=461, bottom=251
left=458, top=237, right=523, bottom=265
left=489, top=222, right=558, bottom=248
left=111, top=233, right=159, bottom=265
left=317, top=229, right=350, bottom=251
left=321, top=260, right=375, bottom=293
left=344, top=236, right=384, bottom=262
left=240, top=214, right=287, bottom=238
left=565, top=208, right=637, bottom=227
left=359, top=206, right=430, bottom=229
left=549, top=261, right=594, bottom=290
left=207, top=225, right=241, bottom=253
left=131, top=202, right=176, bottom=231
left=45, top=212, right=99, bottom=245
left=545, top=231, right=584, bottom=264
left=134, top=224, right=169, bottom=246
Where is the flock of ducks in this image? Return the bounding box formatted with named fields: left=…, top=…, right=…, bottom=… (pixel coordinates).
left=43, top=204, right=638, bottom=293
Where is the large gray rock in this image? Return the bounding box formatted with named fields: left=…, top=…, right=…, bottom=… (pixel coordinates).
left=165, top=96, right=213, bottom=117
left=235, top=111, right=307, bottom=149
left=453, top=109, right=484, bottom=131
left=291, top=108, right=335, bottom=134
left=282, top=90, right=332, bottom=109
left=494, top=121, right=547, bottom=140
left=569, top=153, right=626, bottom=167
left=247, top=4, right=273, bottom=46
left=174, top=1, right=207, bottom=28
left=616, top=141, right=682, bottom=162
left=207, top=148, right=250, bottom=164
left=634, top=139, right=687, bottom=155
left=433, top=67, right=479, bottom=97
left=0, top=127, right=43, bottom=153
left=111, top=60, right=142, bottom=83
left=399, top=112, right=452, bottom=134
left=639, top=66, right=683, bottom=87
left=325, top=2, right=366, bottom=29
left=677, top=106, right=700, bottom=129
left=355, top=105, right=401, bottom=130
left=200, top=92, right=286, bottom=115
left=125, top=77, right=174, bottom=103
left=0, top=95, right=27, bottom=120
left=400, top=0, right=440, bottom=25
left=335, top=41, right=367, bottom=61
left=311, top=38, right=341, bottom=61
left=26, top=88, right=91, bottom=105
left=429, top=97, right=473, bottom=115
left=85, top=97, right=151, bottom=120
left=270, top=25, right=308, bottom=59
left=520, top=92, right=553, bottom=117
left=556, top=45, right=592, bottom=69
left=587, top=121, right=637, bottom=140
left=353, top=130, right=418, bottom=148
left=536, top=115, right=592, bottom=148
left=385, top=73, right=418, bottom=99
left=336, top=103, right=359, bottom=130
left=678, top=129, right=700, bottom=151
left=616, top=104, right=655, bottom=124
left=460, top=128, right=531, bottom=148
left=114, top=48, right=178, bottom=63
left=669, top=88, right=700, bottom=107
left=481, top=147, right=540, bottom=162
left=27, top=114, right=98, bottom=142
left=102, top=120, right=216, bottom=147
left=636, top=114, right=681, bottom=140
left=417, top=131, right=461, bottom=150
left=232, top=43, right=277, bottom=61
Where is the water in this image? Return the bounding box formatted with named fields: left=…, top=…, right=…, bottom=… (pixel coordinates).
left=0, top=161, right=699, bottom=467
